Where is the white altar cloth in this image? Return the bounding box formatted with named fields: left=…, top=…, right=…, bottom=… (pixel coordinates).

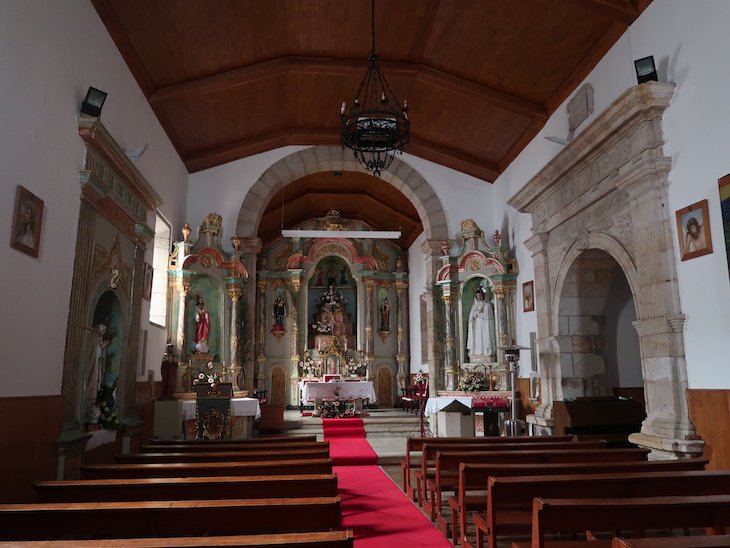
left=182, top=397, right=261, bottom=421
left=299, top=380, right=376, bottom=405
left=424, top=396, right=474, bottom=418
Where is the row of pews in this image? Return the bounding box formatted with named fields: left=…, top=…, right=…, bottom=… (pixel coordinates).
left=401, top=434, right=730, bottom=548
left=0, top=435, right=354, bottom=547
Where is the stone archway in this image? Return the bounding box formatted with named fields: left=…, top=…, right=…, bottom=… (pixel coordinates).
left=234, top=146, right=451, bottom=390
left=509, top=82, right=704, bottom=458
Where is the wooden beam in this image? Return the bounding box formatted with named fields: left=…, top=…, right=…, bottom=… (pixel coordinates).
left=150, top=56, right=545, bottom=122
left=407, top=139, right=500, bottom=183
left=562, top=0, right=639, bottom=25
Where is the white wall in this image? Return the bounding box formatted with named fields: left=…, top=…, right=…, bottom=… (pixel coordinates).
left=493, top=0, right=730, bottom=388
left=0, top=1, right=188, bottom=397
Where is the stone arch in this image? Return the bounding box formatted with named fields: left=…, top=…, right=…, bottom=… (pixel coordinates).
left=235, top=146, right=449, bottom=242
left=510, top=83, right=703, bottom=458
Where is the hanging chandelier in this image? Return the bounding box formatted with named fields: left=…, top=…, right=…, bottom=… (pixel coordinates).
left=340, top=0, right=409, bottom=177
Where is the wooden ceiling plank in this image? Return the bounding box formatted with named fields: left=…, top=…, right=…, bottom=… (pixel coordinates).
left=407, top=139, right=500, bottom=183
left=150, top=56, right=544, bottom=121
left=561, top=0, right=638, bottom=25
left=91, top=0, right=156, bottom=97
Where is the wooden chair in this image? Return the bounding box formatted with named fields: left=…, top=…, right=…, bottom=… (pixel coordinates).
left=402, top=378, right=428, bottom=415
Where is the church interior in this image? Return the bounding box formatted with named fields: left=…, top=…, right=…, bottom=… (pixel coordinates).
left=2, top=0, right=730, bottom=545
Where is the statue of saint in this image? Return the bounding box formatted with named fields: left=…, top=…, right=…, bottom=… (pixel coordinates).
left=272, top=296, right=287, bottom=333
left=194, top=295, right=210, bottom=354
left=466, top=289, right=496, bottom=361
left=380, top=298, right=391, bottom=331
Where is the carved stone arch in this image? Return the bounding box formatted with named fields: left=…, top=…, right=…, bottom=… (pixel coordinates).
left=234, top=146, right=449, bottom=242
left=510, top=83, right=703, bottom=458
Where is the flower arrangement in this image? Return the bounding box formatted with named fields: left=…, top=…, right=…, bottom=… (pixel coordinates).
left=320, top=399, right=357, bottom=418
left=458, top=370, right=486, bottom=392
left=300, top=358, right=319, bottom=377
left=319, top=285, right=348, bottom=309
left=311, top=320, right=333, bottom=334
left=414, top=370, right=426, bottom=384
left=193, top=361, right=222, bottom=385
left=346, top=357, right=363, bottom=376
left=98, top=400, right=121, bottom=430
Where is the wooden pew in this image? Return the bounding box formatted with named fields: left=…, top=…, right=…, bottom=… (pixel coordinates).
left=140, top=440, right=328, bottom=452
left=428, top=447, right=649, bottom=523
left=477, top=469, right=730, bottom=548
left=612, top=535, right=730, bottom=547
left=148, top=434, right=318, bottom=445
left=414, top=439, right=605, bottom=508
left=81, top=458, right=333, bottom=479
left=401, top=435, right=575, bottom=499
left=0, top=497, right=342, bottom=541
left=116, top=446, right=331, bottom=463
left=455, top=457, right=709, bottom=547
left=516, top=495, right=730, bottom=548
left=34, top=473, right=338, bottom=503
left=0, top=530, right=354, bottom=547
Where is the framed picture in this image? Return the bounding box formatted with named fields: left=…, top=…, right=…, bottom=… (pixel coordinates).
left=523, top=281, right=535, bottom=312
left=142, top=262, right=153, bottom=300
left=10, top=185, right=44, bottom=258
left=719, top=174, right=730, bottom=277
left=676, top=199, right=713, bottom=261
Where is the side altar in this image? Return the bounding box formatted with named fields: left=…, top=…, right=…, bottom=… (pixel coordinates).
left=167, top=214, right=250, bottom=399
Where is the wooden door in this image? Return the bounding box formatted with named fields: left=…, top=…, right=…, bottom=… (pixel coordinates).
left=376, top=366, right=393, bottom=408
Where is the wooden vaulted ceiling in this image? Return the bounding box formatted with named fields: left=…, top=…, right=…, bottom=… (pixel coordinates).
left=93, top=0, right=650, bottom=248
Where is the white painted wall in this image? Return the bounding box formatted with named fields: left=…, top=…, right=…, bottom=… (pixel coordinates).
left=0, top=1, right=188, bottom=397
left=493, top=0, right=730, bottom=388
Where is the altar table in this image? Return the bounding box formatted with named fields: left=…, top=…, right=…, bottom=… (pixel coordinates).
left=182, top=397, right=261, bottom=439
left=299, top=380, right=376, bottom=405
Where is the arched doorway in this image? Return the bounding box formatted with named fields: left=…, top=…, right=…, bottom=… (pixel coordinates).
left=376, top=365, right=394, bottom=408
left=556, top=250, right=642, bottom=401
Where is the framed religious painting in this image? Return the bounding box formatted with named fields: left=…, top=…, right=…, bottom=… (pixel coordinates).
left=523, top=281, right=535, bottom=312
left=10, top=185, right=44, bottom=258
left=676, top=199, right=713, bottom=261
left=719, top=174, right=730, bottom=277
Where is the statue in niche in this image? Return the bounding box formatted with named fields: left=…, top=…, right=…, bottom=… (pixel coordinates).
left=466, top=288, right=496, bottom=361
left=194, top=295, right=210, bottom=354
left=380, top=298, right=391, bottom=331
left=272, top=296, right=287, bottom=330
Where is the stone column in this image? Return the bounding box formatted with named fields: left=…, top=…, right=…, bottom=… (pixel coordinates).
left=421, top=239, right=448, bottom=390
left=237, top=237, right=261, bottom=393
left=256, top=279, right=267, bottom=391
left=175, top=282, right=190, bottom=359
left=288, top=278, right=302, bottom=407
left=364, top=279, right=375, bottom=359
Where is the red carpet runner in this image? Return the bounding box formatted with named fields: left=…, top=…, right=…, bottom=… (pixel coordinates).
left=323, top=417, right=451, bottom=547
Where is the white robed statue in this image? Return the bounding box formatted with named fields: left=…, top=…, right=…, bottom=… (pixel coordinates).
left=466, top=289, right=496, bottom=361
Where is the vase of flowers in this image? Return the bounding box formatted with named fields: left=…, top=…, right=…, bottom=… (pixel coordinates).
left=458, top=370, right=486, bottom=392
left=300, top=357, right=318, bottom=378
left=193, top=361, right=222, bottom=386
left=346, top=357, right=362, bottom=377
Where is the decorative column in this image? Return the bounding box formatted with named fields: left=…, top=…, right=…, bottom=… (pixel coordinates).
left=421, top=239, right=447, bottom=390
left=256, top=278, right=267, bottom=392
left=364, top=279, right=375, bottom=379
left=237, top=237, right=262, bottom=393
left=227, top=284, right=242, bottom=390
left=441, top=288, right=457, bottom=390
left=394, top=278, right=409, bottom=389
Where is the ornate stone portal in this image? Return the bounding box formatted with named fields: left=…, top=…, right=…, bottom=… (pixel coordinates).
left=509, top=82, right=704, bottom=458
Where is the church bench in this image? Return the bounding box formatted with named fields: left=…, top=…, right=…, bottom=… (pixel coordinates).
left=453, top=457, right=708, bottom=547
left=34, top=473, right=338, bottom=503
left=140, top=440, right=328, bottom=452
left=427, top=447, right=649, bottom=524
left=474, top=469, right=730, bottom=548
left=0, top=497, right=342, bottom=541
left=148, top=434, right=318, bottom=445
left=611, top=535, right=730, bottom=547
left=115, top=446, right=331, bottom=463
left=401, top=435, right=574, bottom=500
left=511, top=495, right=730, bottom=548
left=414, top=439, right=605, bottom=508
left=81, top=458, right=333, bottom=479
left=0, top=529, right=354, bottom=547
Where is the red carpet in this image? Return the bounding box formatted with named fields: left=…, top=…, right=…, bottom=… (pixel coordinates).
left=322, top=418, right=377, bottom=465
left=334, top=465, right=452, bottom=547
